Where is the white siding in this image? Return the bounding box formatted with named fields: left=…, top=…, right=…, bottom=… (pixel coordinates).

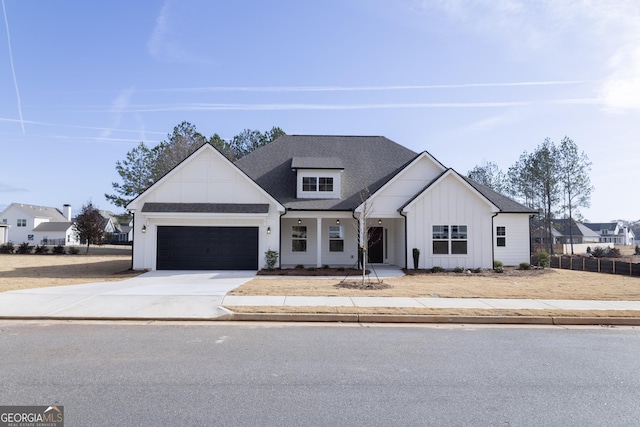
left=405, top=174, right=494, bottom=269
left=494, top=214, right=531, bottom=266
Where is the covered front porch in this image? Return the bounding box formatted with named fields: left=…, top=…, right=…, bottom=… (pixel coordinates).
left=279, top=213, right=405, bottom=268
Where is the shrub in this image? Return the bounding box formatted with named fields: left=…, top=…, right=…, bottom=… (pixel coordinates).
left=52, top=245, right=65, bottom=254
left=471, top=267, right=483, bottom=274
left=295, top=264, right=305, bottom=269
left=607, top=247, right=621, bottom=258
left=635, top=245, right=640, bottom=255
left=431, top=266, right=445, bottom=273
left=537, top=252, right=550, bottom=268
left=306, top=267, right=316, bottom=272
left=586, top=246, right=592, bottom=254
left=519, top=262, right=532, bottom=270
left=16, top=242, right=33, bottom=254
left=264, top=249, right=279, bottom=270
left=34, top=245, right=49, bottom=254
left=67, top=246, right=80, bottom=255
left=0, top=242, right=15, bottom=254
left=591, top=246, right=607, bottom=258
left=322, top=264, right=330, bottom=269
left=453, top=267, right=464, bottom=273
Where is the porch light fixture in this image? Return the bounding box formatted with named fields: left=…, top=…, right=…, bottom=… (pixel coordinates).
left=378, top=219, right=382, bottom=225
left=141, top=225, right=147, bottom=233
left=298, top=219, right=302, bottom=224
left=336, top=219, right=340, bottom=225
left=267, top=226, right=271, bottom=234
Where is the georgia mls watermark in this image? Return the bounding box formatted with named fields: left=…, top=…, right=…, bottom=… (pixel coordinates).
left=0, top=406, right=63, bottom=427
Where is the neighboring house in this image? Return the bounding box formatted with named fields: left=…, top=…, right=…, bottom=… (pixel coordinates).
left=97, top=210, right=130, bottom=243
left=0, top=203, right=79, bottom=245
left=127, top=136, right=536, bottom=271
left=551, top=219, right=601, bottom=245
left=584, top=222, right=636, bottom=245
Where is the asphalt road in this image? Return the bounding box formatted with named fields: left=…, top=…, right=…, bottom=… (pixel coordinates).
left=1, top=321, right=639, bottom=427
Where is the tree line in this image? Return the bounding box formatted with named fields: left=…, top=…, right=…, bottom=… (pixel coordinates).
left=467, top=136, right=594, bottom=255
left=105, top=122, right=285, bottom=208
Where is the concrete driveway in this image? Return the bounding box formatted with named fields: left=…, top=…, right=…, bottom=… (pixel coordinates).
left=0, top=270, right=256, bottom=320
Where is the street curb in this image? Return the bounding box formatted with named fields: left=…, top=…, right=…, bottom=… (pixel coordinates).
left=227, top=313, right=640, bottom=326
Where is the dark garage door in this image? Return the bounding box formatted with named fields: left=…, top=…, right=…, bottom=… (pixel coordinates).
left=156, top=226, right=258, bottom=270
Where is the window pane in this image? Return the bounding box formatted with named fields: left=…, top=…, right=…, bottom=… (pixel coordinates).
left=433, top=241, right=448, bottom=254
left=319, top=177, right=333, bottom=192
left=451, top=225, right=467, bottom=239
left=497, top=226, right=506, bottom=236
left=497, top=237, right=506, bottom=247
left=292, top=240, right=307, bottom=252
left=329, top=225, right=343, bottom=239
left=302, top=177, right=317, bottom=191
left=329, top=240, right=344, bottom=252
left=292, top=226, right=307, bottom=239
left=451, top=241, right=467, bottom=254
left=433, top=225, right=448, bottom=239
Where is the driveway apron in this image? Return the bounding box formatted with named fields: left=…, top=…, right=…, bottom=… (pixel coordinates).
left=0, top=270, right=256, bottom=319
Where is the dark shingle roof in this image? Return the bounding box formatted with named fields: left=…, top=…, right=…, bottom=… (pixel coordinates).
left=462, top=176, right=537, bottom=213
left=32, top=222, right=72, bottom=232
left=142, top=203, right=269, bottom=214
left=235, top=135, right=418, bottom=210
left=583, top=222, right=617, bottom=232
left=291, top=157, right=344, bottom=169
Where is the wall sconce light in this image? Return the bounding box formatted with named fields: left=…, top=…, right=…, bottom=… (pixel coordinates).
left=378, top=219, right=382, bottom=225
left=336, top=219, right=340, bottom=225
left=267, top=226, right=271, bottom=234
left=298, top=219, right=302, bottom=224
left=141, top=225, right=147, bottom=233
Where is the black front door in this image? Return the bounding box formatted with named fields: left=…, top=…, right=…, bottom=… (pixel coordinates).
left=367, top=227, right=384, bottom=263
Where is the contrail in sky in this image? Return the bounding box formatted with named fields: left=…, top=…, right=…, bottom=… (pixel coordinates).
left=1, top=0, right=25, bottom=135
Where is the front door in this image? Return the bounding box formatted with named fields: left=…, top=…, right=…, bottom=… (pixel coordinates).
left=367, top=227, right=384, bottom=263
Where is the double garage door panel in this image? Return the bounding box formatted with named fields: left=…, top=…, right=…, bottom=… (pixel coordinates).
left=157, top=226, right=258, bottom=270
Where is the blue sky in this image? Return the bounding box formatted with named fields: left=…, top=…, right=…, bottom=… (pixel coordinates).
left=1, top=0, right=639, bottom=221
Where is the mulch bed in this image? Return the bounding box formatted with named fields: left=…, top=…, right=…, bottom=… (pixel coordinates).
left=334, top=280, right=392, bottom=290
left=403, top=267, right=551, bottom=277
left=258, top=267, right=370, bottom=276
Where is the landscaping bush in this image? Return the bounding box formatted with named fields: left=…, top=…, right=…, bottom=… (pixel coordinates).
left=67, top=246, right=80, bottom=255
left=34, top=245, right=49, bottom=254
left=471, top=267, right=483, bottom=273
left=322, top=264, right=330, bottom=269
left=264, top=249, right=279, bottom=270
left=635, top=245, right=640, bottom=255
left=537, top=252, right=550, bottom=268
left=52, top=245, right=65, bottom=254
left=607, top=247, right=621, bottom=258
left=453, top=267, right=464, bottom=273
left=16, top=242, right=33, bottom=254
left=519, top=262, right=532, bottom=270
left=431, top=266, right=445, bottom=273
left=295, top=264, right=305, bottom=269
left=493, top=260, right=504, bottom=273
left=591, top=246, right=606, bottom=258
left=0, top=242, right=15, bottom=254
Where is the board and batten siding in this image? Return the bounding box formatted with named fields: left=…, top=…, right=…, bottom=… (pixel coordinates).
left=404, top=173, right=495, bottom=269
left=493, top=213, right=531, bottom=266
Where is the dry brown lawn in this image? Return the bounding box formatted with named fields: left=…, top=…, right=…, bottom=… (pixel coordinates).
left=0, top=254, right=142, bottom=292
left=230, top=268, right=640, bottom=300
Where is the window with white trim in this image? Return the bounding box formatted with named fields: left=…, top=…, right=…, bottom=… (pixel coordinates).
left=496, top=226, right=506, bottom=247
left=302, top=177, right=317, bottom=192
left=292, top=226, right=307, bottom=252
left=17, top=219, right=26, bottom=227
left=329, top=225, right=344, bottom=252
left=432, top=225, right=467, bottom=255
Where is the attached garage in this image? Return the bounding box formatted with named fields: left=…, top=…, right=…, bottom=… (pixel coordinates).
left=156, top=226, right=258, bottom=270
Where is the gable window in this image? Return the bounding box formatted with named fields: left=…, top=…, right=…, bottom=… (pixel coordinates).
left=17, top=219, right=26, bottom=227
left=496, top=226, right=506, bottom=247
left=319, top=177, right=334, bottom=192
left=433, top=225, right=467, bottom=255
left=329, top=225, right=344, bottom=252
left=292, top=226, right=307, bottom=252
left=302, top=177, right=317, bottom=192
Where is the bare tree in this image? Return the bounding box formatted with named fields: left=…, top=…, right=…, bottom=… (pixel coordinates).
left=467, top=161, right=507, bottom=193
left=74, top=202, right=105, bottom=254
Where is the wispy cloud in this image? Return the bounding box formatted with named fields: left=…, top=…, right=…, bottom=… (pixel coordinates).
left=155, top=80, right=591, bottom=93
left=100, top=88, right=135, bottom=138
left=1, top=0, right=25, bottom=135
left=0, top=117, right=165, bottom=135
left=0, top=182, right=27, bottom=193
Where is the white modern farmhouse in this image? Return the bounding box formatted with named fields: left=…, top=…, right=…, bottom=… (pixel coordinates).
left=127, top=135, right=535, bottom=271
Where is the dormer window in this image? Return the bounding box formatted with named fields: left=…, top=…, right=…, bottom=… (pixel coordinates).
left=292, top=157, right=342, bottom=199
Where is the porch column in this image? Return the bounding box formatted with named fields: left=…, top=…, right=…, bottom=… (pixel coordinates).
left=317, top=217, right=322, bottom=267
